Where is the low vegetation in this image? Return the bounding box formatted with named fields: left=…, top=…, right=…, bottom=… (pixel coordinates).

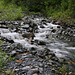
left=0, top=0, right=75, bottom=22
left=57, top=64, right=67, bottom=75
left=0, top=41, right=15, bottom=71
left=0, top=1, right=24, bottom=21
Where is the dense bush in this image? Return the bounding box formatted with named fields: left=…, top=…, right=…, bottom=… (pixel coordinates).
left=0, top=0, right=24, bottom=20
left=0, top=0, right=75, bottom=20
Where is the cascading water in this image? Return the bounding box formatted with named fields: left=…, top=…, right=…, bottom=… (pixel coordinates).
left=0, top=17, right=75, bottom=73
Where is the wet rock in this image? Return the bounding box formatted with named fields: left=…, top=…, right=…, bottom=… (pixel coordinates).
left=6, top=45, right=10, bottom=49
left=55, top=20, right=62, bottom=25
left=57, top=26, right=60, bottom=28
left=69, top=72, right=73, bottom=75
left=70, top=22, right=75, bottom=27
left=47, top=62, right=52, bottom=66
left=51, top=29, right=56, bottom=33
left=0, top=25, right=8, bottom=29
left=51, top=57, right=58, bottom=61
left=51, top=68, right=55, bottom=73
left=10, top=50, right=17, bottom=56
left=6, top=39, right=14, bottom=43
left=31, top=51, right=37, bottom=55
left=41, top=19, right=48, bottom=23
left=49, top=52, right=55, bottom=57
left=21, top=24, right=29, bottom=29
left=21, top=67, right=28, bottom=71
left=39, top=63, right=43, bottom=67
left=38, top=40, right=46, bottom=45
left=32, top=74, right=38, bottom=75
left=16, top=49, right=23, bottom=53
left=40, top=25, right=45, bottom=28
left=51, top=20, right=57, bottom=24
left=31, top=68, right=39, bottom=75
left=13, top=21, right=19, bottom=25
left=11, top=43, right=23, bottom=49
left=22, top=33, right=35, bottom=39
left=0, top=21, right=6, bottom=25
left=58, top=58, right=65, bottom=63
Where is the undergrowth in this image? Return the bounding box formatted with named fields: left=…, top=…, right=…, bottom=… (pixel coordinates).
left=0, top=1, right=24, bottom=21
left=0, top=41, right=15, bottom=71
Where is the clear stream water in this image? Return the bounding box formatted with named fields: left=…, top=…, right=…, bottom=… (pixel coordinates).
left=0, top=18, right=75, bottom=72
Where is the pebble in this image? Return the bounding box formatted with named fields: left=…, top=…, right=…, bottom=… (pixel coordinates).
left=10, top=50, right=16, bottom=56
left=51, top=68, right=55, bottom=73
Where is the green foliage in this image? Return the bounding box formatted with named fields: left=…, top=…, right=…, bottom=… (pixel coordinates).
left=6, top=68, right=15, bottom=75
left=0, top=0, right=5, bottom=12
left=0, top=0, right=75, bottom=21
left=0, top=51, right=8, bottom=70
left=0, top=1, right=24, bottom=21
left=0, top=41, right=15, bottom=71
left=51, top=10, right=69, bottom=19
left=30, top=12, right=40, bottom=15
left=57, top=64, right=67, bottom=75
left=61, top=0, right=68, bottom=11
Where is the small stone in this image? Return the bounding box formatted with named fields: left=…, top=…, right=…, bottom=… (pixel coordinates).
left=51, top=68, right=55, bottom=73
left=55, top=21, right=61, bottom=25
left=47, top=63, right=52, bottom=66
left=6, top=46, right=10, bottom=49
left=38, top=41, right=46, bottom=45
left=33, top=74, right=38, bottom=75
left=57, top=26, right=60, bottom=28
left=44, top=65, right=48, bottom=68
left=69, top=72, right=73, bottom=75
left=21, top=24, right=29, bottom=29
left=39, top=68, right=43, bottom=73
left=16, top=49, right=23, bottom=53
left=31, top=51, right=37, bottom=55
left=21, top=67, right=27, bottom=70
left=39, top=63, right=43, bottom=67
left=14, top=69, right=19, bottom=71
left=51, top=29, right=56, bottom=33
left=40, top=25, right=45, bottom=28
left=26, top=66, right=31, bottom=70
left=31, top=70, right=39, bottom=75
left=31, top=68, right=39, bottom=71
left=10, top=51, right=16, bottom=56
left=21, top=67, right=28, bottom=73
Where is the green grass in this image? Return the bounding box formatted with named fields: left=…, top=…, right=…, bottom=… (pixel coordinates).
left=56, top=64, right=67, bottom=75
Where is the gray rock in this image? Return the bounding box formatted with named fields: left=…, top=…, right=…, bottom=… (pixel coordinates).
left=21, top=24, right=29, bottom=29
left=51, top=68, right=55, bottom=73
left=10, top=50, right=16, bottom=56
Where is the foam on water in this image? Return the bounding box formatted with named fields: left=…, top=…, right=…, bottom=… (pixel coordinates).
left=0, top=19, right=75, bottom=60
left=1, top=32, right=23, bottom=40
left=0, top=28, right=10, bottom=33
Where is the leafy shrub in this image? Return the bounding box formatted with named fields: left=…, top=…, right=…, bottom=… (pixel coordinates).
left=0, top=0, right=5, bottom=12
left=0, top=2, right=24, bottom=21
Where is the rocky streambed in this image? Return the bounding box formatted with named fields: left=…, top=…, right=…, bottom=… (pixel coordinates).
left=0, top=16, right=75, bottom=75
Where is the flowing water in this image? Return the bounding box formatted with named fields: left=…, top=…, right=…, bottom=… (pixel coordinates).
left=0, top=18, right=75, bottom=73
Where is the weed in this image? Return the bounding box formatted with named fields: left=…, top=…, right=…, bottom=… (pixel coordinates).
left=57, top=64, right=67, bottom=75
left=0, top=41, right=15, bottom=71
left=0, top=1, right=24, bottom=21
